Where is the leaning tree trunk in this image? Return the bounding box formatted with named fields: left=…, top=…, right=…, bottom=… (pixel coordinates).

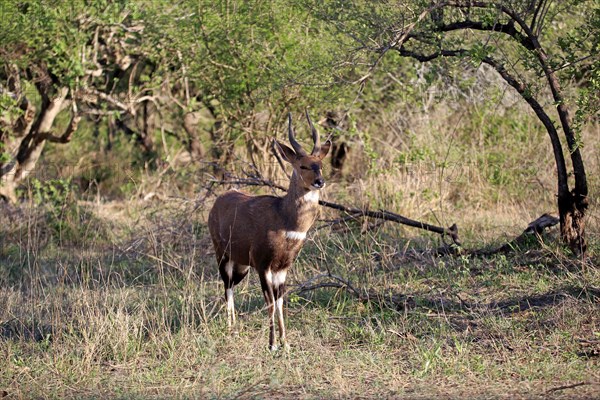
left=1, top=66, right=79, bottom=202
left=534, top=34, right=589, bottom=256
left=425, top=1, right=590, bottom=256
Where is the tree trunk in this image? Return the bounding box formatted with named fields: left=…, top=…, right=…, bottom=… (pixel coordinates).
left=183, top=111, right=205, bottom=161
left=0, top=61, right=82, bottom=203
left=532, top=36, right=588, bottom=256
left=558, top=191, right=588, bottom=256
left=1, top=86, right=72, bottom=202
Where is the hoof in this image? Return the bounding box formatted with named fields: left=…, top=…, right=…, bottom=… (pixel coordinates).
left=269, top=342, right=291, bottom=352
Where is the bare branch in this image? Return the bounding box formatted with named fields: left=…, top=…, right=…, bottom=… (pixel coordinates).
left=41, top=108, right=81, bottom=144
left=79, top=87, right=132, bottom=114
left=445, top=1, right=536, bottom=38
left=319, top=199, right=460, bottom=245
left=416, top=20, right=534, bottom=50
left=532, top=0, right=552, bottom=37
left=212, top=174, right=461, bottom=246
left=294, top=273, right=366, bottom=300
left=358, top=5, right=434, bottom=86
left=546, top=381, right=591, bottom=395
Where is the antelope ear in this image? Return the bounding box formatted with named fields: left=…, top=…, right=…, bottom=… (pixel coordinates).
left=274, top=140, right=296, bottom=163
left=318, top=139, right=332, bottom=160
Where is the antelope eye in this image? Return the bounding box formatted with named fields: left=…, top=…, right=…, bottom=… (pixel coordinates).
left=300, top=166, right=310, bottom=170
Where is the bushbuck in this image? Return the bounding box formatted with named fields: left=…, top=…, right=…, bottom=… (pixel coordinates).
left=208, top=111, right=331, bottom=351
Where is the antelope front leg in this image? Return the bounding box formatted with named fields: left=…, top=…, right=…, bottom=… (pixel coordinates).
left=265, top=291, right=277, bottom=351
left=225, top=287, right=236, bottom=328
left=260, top=275, right=277, bottom=351
left=274, top=283, right=289, bottom=351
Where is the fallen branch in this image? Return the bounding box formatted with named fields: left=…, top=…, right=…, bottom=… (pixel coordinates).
left=294, top=273, right=367, bottom=300
left=319, top=198, right=460, bottom=246
left=546, top=381, right=591, bottom=394
left=211, top=175, right=461, bottom=246
left=469, top=213, right=559, bottom=256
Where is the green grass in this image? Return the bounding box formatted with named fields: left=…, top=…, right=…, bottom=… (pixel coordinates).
left=0, top=197, right=598, bottom=399
left=2, top=86, right=599, bottom=398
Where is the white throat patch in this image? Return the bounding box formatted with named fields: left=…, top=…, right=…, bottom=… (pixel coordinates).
left=303, top=190, right=320, bottom=203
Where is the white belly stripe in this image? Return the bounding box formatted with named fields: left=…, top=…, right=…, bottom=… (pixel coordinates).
left=285, top=231, right=307, bottom=241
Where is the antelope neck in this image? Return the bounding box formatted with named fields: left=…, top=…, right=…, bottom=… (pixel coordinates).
left=281, top=173, right=320, bottom=231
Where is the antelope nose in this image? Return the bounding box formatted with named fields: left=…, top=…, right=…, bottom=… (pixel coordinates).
left=313, top=178, right=325, bottom=188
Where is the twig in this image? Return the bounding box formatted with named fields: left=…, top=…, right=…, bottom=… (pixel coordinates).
left=470, top=214, right=559, bottom=256
left=294, top=273, right=366, bottom=300
left=232, top=378, right=269, bottom=399
left=546, top=381, right=591, bottom=394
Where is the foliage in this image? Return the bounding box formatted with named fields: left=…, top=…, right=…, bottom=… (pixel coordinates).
left=307, top=0, right=599, bottom=115
left=306, top=0, right=597, bottom=254
left=0, top=0, right=360, bottom=203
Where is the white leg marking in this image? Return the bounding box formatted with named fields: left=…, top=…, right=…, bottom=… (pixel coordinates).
left=265, top=269, right=273, bottom=285
left=275, top=296, right=289, bottom=350
left=265, top=270, right=287, bottom=290
left=225, top=260, right=234, bottom=277
left=266, top=269, right=289, bottom=351
left=272, top=270, right=288, bottom=288
left=224, top=261, right=235, bottom=328
left=276, top=297, right=285, bottom=332
left=269, top=293, right=277, bottom=351
left=226, top=288, right=235, bottom=327
left=275, top=297, right=285, bottom=330
left=226, top=288, right=234, bottom=313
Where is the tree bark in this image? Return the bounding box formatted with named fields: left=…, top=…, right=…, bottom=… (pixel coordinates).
left=392, top=1, right=589, bottom=256
left=0, top=59, right=83, bottom=203
left=183, top=111, right=206, bottom=161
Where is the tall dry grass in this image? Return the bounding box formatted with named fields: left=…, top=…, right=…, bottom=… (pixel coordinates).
left=1, top=90, right=598, bottom=398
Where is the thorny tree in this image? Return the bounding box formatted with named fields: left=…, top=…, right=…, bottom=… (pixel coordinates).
left=312, top=0, right=598, bottom=256
left=0, top=2, right=233, bottom=202
left=0, top=1, right=347, bottom=202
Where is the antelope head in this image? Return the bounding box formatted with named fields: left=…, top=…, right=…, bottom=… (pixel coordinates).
left=274, top=111, right=332, bottom=192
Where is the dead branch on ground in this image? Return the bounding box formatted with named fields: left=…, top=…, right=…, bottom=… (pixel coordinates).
left=468, top=214, right=559, bottom=256
left=210, top=173, right=561, bottom=258
left=211, top=173, right=461, bottom=246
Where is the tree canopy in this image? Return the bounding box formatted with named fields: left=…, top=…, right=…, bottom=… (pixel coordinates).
left=1, top=0, right=598, bottom=254
left=307, top=0, right=599, bottom=254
